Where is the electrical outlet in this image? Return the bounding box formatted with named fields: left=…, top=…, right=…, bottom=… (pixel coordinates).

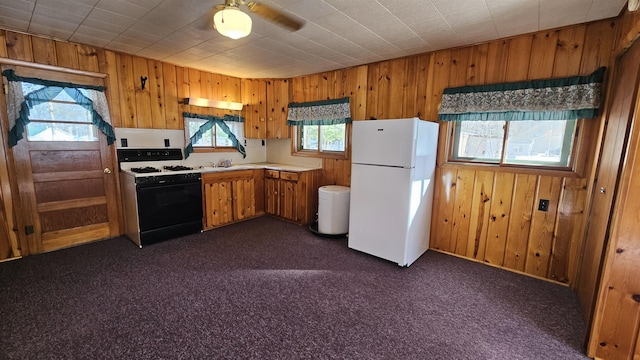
left=164, top=139, right=170, bottom=147
left=538, top=199, right=550, bottom=212
left=121, top=138, right=128, bottom=147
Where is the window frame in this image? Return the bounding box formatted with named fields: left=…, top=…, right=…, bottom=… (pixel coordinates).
left=446, top=119, right=584, bottom=173
left=291, top=123, right=350, bottom=160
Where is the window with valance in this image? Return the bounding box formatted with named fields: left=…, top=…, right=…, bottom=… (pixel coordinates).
left=438, top=67, right=606, bottom=168
left=2, top=69, right=115, bottom=147
left=183, top=112, right=245, bottom=159
left=287, top=97, right=351, bottom=158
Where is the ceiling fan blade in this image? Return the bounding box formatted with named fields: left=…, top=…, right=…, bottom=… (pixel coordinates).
left=246, top=2, right=304, bottom=31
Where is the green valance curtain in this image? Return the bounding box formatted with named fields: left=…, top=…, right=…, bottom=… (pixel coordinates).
left=183, top=112, right=246, bottom=159
left=438, top=67, right=606, bottom=122
left=2, top=69, right=115, bottom=146
left=287, top=97, right=352, bottom=126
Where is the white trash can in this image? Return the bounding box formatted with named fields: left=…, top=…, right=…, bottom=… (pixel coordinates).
left=318, top=185, right=350, bottom=235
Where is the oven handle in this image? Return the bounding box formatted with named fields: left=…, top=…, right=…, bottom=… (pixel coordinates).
left=136, top=180, right=201, bottom=191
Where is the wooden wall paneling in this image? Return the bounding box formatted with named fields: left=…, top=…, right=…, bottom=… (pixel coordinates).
left=431, top=50, right=451, bottom=165
left=388, top=58, right=406, bottom=119
left=614, top=8, right=640, bottom=54
left=466, top=43, right=489, bottom=86
left=524, top=176, right=563, bottom=277
left=222, top=75, right=241, bottom=103
left=549, top=177, right=588, bottom=284
left=412, top=55, right=430, bottom=119
left=431, top=167, right=457, bottom=251
left=148, top=60, right=166, bottom=129
left=132, top=56, right=152, bottom=128
left=527, top=30, right=559, bottom=79
left=98, top=50, right=123, bottom=133
left=485, top=39, right=510, bottom=83
left=366, top=62, right=380, bottom=119
left=54, top=41, right=79, bottom=69
left=162, top=63, right=180, bottom=130
left=175, top=66, right=189, bottom=119
left=465, top=170, right=494, bottom=260
left=5, top=31, right=33, bottom=62
left=484, top=172, right=515, bottom=266
left=505, top=35, right=533, bottom=81
left=376, top=60, right=392, bottom=119
left=116, top=54, right=137, bottom=128
left=450, top=168, right=474, bottom=255
left=76, top=44, right=100, bottom=72
left=401, top=57, right=418, bottom=118
left=503, top=173, right=537, bottom=271
left=345, top=65, right=368, bottom=120
left=188, top=68, right=202, bottom=101
left=448, top=48, right=471, bottom=87
left=0, top=30, right=7, bottom=57
left=553, top=25, right=587, bottom=77
left=208, top=72, right=220, bottom=117
left=0, top=84, right=20, bottom=259
left=580, top=20, right=617, bottom=75
left=31, top=37, right=57, bottom=66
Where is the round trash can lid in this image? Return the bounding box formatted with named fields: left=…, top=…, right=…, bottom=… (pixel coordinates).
left=319, top=185, right=350, bottom=193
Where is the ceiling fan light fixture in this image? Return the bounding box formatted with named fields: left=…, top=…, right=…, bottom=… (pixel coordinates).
left=213, top=7, right=252, bottom=40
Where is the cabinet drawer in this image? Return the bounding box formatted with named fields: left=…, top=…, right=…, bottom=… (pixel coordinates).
left=265, top=169, right=280, bottom=179
left=280, top=171, right=299, bottom=181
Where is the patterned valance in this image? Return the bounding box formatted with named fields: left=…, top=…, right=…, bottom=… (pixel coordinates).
left=287, top=97, right=352, bottom=126
left=438, top=67, right=606, bottom=122
left=183, top=112, right=245, bottom=159
left=2, top=69, right=114, bottom=147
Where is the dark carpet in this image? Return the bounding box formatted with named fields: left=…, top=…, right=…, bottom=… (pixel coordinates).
left=0, top=216, right=587, bottom=359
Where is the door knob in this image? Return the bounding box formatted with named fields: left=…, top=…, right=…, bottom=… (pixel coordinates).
left=104, top=167, right=112, bottom=174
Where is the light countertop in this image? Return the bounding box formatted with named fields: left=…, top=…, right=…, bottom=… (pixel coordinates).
left=198, top=162, right=322, bottom=173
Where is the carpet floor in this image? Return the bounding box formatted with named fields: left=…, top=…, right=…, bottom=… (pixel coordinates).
left=0, top=216, right=587, bottom=359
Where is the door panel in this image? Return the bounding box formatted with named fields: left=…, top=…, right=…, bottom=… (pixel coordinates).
left=576, top=40, right=640, bottom=328
left=13, top=140, right=118, bottom=253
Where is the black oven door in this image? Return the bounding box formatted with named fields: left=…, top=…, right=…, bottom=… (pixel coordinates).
left=136, top=181, right=203, bottom=245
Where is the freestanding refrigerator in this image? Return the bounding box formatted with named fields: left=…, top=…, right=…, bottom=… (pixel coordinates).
left=348, top=118, right=439, bottom=266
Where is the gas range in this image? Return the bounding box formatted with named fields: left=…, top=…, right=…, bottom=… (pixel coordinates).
left=117, top=148, right=202, bottom=178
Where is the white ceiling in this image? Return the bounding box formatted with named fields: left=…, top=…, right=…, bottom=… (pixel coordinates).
left=0, top=0, right=628, bottom=79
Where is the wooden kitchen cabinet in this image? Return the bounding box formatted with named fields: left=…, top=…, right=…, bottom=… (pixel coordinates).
left=241, top=79, right=289, bottom=139
left=264, top=169, right=321, bottom=225
left=202, top=169, right=264, bottom=229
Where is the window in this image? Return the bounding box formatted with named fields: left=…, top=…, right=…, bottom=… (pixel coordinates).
left=295, top=123, right=347, bottom=156
left=185, top=118, right=235, bottom=148
left=450, top=119, right=578, bottom=168
left=23, top=84, right=97, bottom=142
left=288, top=97, right=351, bottom=159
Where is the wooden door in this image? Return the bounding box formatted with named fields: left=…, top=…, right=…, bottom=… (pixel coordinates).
left=232, top=175, right=256, bottom=221
left=264, top=170, right=280, bottom=216
left=3, top=66, right=119, bottom=254
left=576, top=39, right=640, bottom=329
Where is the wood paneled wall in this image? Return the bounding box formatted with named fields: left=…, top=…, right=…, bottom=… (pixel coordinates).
left=0, top=19, right=622, bottom=283
left=288, top=19, right=618, bottom=284
left=290, top=66, right=368, bottom=187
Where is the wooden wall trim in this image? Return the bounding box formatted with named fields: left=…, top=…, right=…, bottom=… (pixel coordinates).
left=0, top=57, right=107, bottom=78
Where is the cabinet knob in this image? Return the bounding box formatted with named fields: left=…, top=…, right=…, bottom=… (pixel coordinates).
left=600, top=187, right=606, bottom=194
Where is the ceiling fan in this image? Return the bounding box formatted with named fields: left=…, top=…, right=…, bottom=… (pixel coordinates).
left=209, top=0, right=305, bottom=40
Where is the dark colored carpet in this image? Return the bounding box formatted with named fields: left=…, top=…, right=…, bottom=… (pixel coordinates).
left=0, top=217, right=587, bottom=359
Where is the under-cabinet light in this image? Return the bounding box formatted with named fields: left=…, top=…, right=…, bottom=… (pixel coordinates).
left=183, top=97, right=243, bottom=111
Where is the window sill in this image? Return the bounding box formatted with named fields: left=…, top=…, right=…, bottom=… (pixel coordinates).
left=292, top=150, right=348, bottom=160
left=440, top=161, right=583, bottom=178
left=192, top=147, right=238, bottom=153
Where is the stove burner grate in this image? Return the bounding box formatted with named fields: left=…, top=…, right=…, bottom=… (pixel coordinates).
left=164, top=165, right=193, bottom=171
left=130, top=167, right=160, bottom=173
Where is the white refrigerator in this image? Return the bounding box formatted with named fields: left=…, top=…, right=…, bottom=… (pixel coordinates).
left=348, top=118, right=439, bottom=266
